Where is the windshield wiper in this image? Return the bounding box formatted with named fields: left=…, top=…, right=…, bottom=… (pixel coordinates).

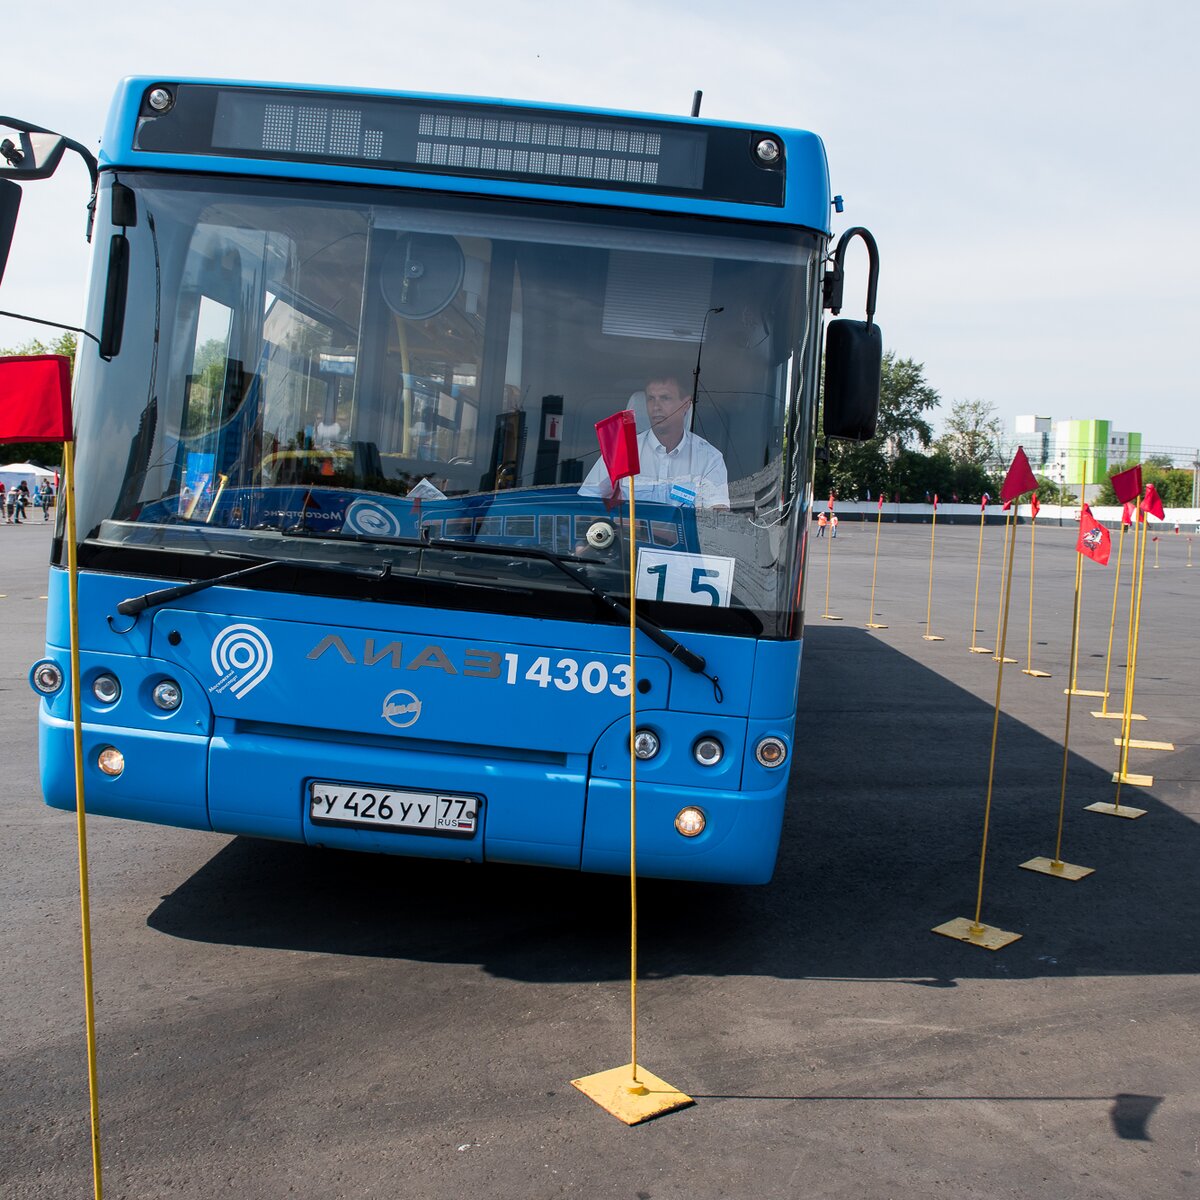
left=115, top=556, right=379, bottom=617
left=285, top=528, right=719, bottom=694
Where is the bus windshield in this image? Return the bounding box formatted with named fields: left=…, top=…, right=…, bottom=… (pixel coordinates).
left=71, top=172, right=821, bottom=635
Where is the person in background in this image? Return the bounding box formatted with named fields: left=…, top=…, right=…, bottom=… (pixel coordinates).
left=816, top=510, right=827, bottom=537
left=39, top=479, right=53, bottom=520
left=830, top=511, right=839, bottom=538
left=0, top=482, right=8, bottom=524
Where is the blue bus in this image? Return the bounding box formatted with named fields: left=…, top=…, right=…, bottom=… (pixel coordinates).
left=3, top=78, right=879, bottom=883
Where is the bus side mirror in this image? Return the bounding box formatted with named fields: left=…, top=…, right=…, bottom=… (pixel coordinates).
left=0, top=129, right=67, bottom=180
left=822, top=225, right=881, bottom=441
left=823, top=319, right=881, bottom=440
left=0, top=178, right=20, bottom=288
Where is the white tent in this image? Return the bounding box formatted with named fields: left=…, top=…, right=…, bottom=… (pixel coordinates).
left=0, top=461, right=56, bottom=490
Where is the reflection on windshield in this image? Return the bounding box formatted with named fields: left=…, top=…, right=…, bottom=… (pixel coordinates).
left=72, top=175, right=821, bottom=633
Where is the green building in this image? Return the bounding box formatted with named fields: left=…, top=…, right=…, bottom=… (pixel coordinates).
left=1050, top=419, right=1142, bottom=497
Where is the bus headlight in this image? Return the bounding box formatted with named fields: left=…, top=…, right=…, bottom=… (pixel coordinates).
left=693, top=737, right=723, bottom=767
left=92, top=674, right=121, bottom=704
left=755, top=736, right=788, bottom=768
left=152, top=680, right=183, bottom=711
left=97, top=746, right=125, bottom=777
left=633, top=729, right=660, bottom=760
left=674, top=807, right=706, bottom=837
left=31, top=661, right=64, bottom=695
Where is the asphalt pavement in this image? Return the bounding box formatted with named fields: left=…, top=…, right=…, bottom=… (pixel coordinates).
left=1, top=514, right=1197, bottom=1199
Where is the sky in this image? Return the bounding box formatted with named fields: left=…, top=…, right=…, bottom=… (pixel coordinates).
left=2, top=0, right=1197, bottom=457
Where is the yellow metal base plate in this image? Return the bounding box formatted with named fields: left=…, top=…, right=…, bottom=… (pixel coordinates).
left=1091, top=710, right=1145, bottom=720
left=1111, top=772, right=1153, bottom=786
left=572, top=1064, right=694, bottom=1125
left=969, top=645, right=992, bottom=654
left=822, top=613, right=843, bottom=621
left=866, top=622, right=888, bottom=629
left=1022, top=669, right=1052, bottom=678
left=993, top=656, right=1018, bottom=664
left=931, top=917, right=1021, bottom=950
left=1113, top=738, right=1174, bottom=751
left=922, top=634, right=945, bottom=641
left=1020, top=856, right=1094, bottom=881
left=1065, top=688, right=1107, bottom=697
left=1085, top=801, right=1146, bottom=820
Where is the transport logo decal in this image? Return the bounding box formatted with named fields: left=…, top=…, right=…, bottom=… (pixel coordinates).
left=343, top=499, right=404, bottom=537
left=210, top=624, right=274, bottom=698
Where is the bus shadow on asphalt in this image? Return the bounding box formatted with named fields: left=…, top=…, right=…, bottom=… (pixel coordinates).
left=147, top=625, right=1199, bottom=984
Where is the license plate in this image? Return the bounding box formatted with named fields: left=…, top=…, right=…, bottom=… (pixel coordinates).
left=309, top=781, right=478, bottom=836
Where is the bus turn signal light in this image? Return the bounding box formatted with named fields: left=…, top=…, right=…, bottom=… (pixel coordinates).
left=755, top=736, right=788, bottom=768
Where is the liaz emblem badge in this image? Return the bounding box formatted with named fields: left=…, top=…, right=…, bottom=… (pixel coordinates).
left=210, top=624, right=274, bottom=698
left=382, top=688, right=422, bottom=729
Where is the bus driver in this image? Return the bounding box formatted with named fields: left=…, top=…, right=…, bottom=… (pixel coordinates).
left=579, top=374, right=729, bottom=509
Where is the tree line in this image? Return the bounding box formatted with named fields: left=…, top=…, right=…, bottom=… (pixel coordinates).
left=816, top=351, right=1193, bottom=507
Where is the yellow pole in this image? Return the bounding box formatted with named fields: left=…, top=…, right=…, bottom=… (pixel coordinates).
left=1097, top=520, right=1128, bottom=716
left=822, top=515, right=840, bottom=620
left=1053, top=550, right=1086, bottom=864
left=923, top=502, right=942, bottom=640
left=1067, top=463, right=1089, bottom=691
left=1118, top=505, right=1152, bottom=787
left=63, top=440, right=104, bottom=1200
left=972, top=493, right=1020, bottom=932
left=627, top=478, right=639, bottom=1088
left=969, top=504, right=989, bottom=652
left=1024, top=513, right=1039, bottom=672
left=993, top=510, right=1014, bottom=661
left=866, top=502, right=886, bottom=628
left=1113, top=505, right=1144, bottom=807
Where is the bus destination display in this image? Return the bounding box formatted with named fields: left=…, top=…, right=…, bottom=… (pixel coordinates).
left=132, top=85, right=785, bottom=205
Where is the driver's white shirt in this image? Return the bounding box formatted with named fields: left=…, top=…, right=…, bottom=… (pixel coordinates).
left=579, top=429, right=729, bottom=507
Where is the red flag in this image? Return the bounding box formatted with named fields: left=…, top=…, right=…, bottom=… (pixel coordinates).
left=828, top=491, right=835, bottom=510
left=1002, top=497, right=1012, bottom=511
left=0, top=355, right=73, bottom=443
left=932, top=493, right=938, bottom=510
left=1143, top=483, right=1165, bottom=520
left=1030, top=492, right=1040, bottom=519
left=877, top=493, right=883, bottom=510
left=981, top=493, right=990, bottom=510
left=1000, top=446, right=1038, bottom=502
left=594, top=410, right=640, bottom=488
left=1076, top=504, right=1111, bottom=565
left=1110, top=465, right=1142, bottom=505
left=1121, top=501, right=1134, bottom=526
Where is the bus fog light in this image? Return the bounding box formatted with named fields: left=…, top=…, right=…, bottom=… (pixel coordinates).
left=97, top=746, right=125, bottom=777
left=93, top=674, right=121, bottom=704
left=674, top=807, right=706, bottom=837
left=152, top=680, right=183, bottom=710
left=32, top=661, right=64, bottom=694
left=755, top=736, right=788, bottom=768
left=693, top=737, right=723, bottom=767
left=633, top=729, right=660, bottom=760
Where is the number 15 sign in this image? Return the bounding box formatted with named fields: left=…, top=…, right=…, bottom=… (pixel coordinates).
left=636, top=549, right=736, bottom=608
